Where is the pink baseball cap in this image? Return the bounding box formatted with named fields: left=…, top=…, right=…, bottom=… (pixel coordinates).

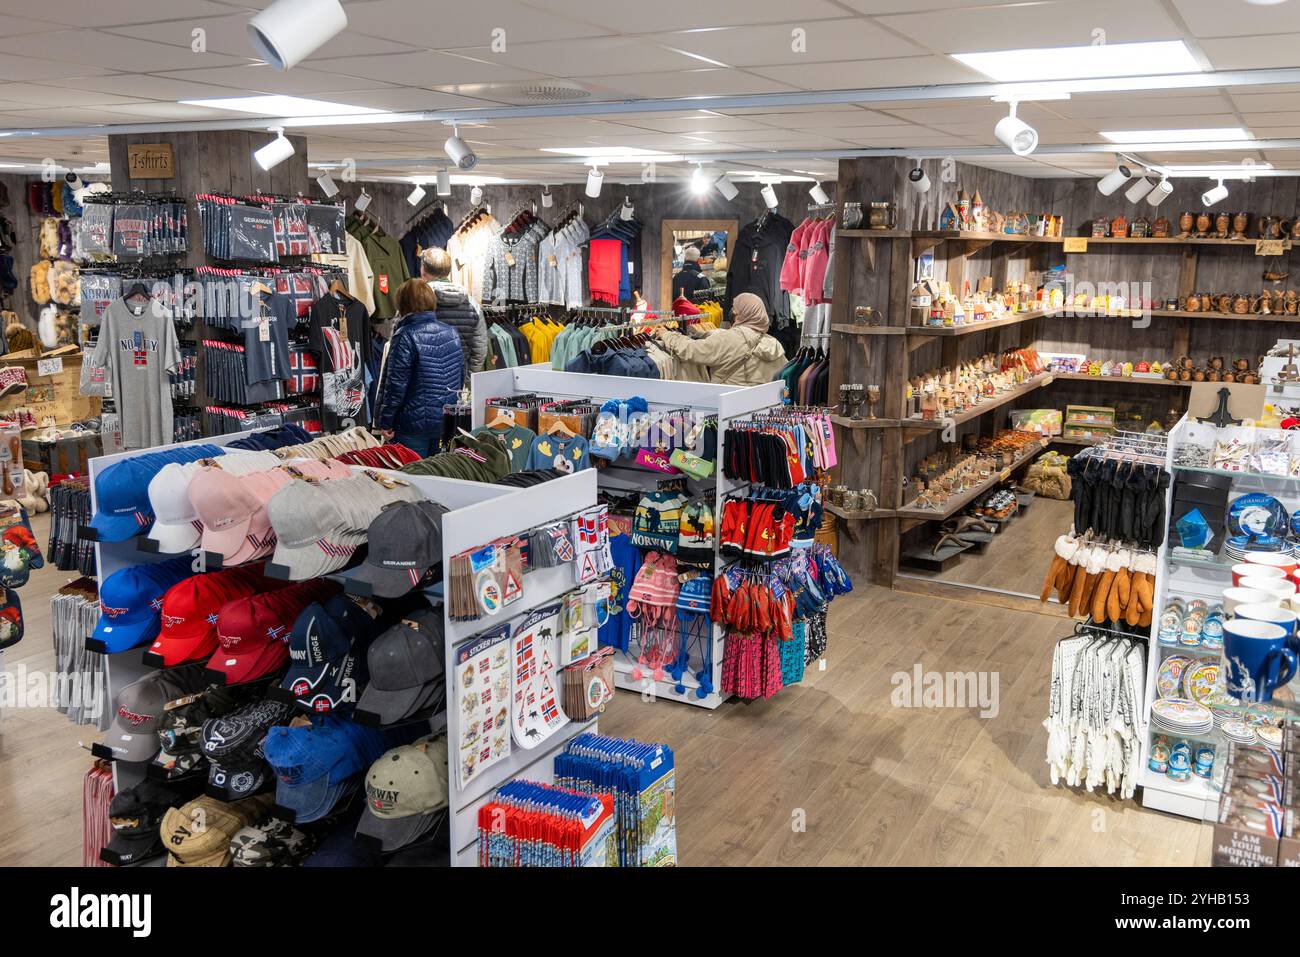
left=188, top=467, right=261, bottom=560
left=225, top=469, right=296, bottom=565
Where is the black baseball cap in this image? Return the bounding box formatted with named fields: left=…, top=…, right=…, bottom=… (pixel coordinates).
left=349, top=501, right=447, bottom=598
left=282, top=594, right=378, bottom=715
left=105, top=780, right=195, bottom=865
left=201, top=698, right=293, bottom=799
left=355, top=609, right=445, bottom=724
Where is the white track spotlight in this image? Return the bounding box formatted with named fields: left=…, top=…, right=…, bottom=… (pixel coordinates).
left=908, top=166, right=931, bottom=193
left=619, top=197, right=635, bottom=220
left=760, top=184, right=779, bottom=209
left=690, top=165, right=710, bottom=196
left=1202, top=179, right=1229, bottom=207
left=713, top=172, right=739, bottom=201
left=540, top=185, right=553, bottom=208
left=443, top=127, right=477, bottom=170
left=1125, top=176, right=1155, bottom=203
left=248, top=0, right=348, bottom=70
left=993, top=102, right=1038, bottom=156
left=1146, top=177, right=1173, bottom=206
left=585, top=166, right=604, bottom=199
left=470, top=185, right=484, bottom=206
left=315, top=171, right=339, bottom=197
left=354, top=188, right=371, bottom=212
left=1096, top=164, right=1132, bottom=196
left=254, top=128, right=294, bottom=171
left=809, top=182, right=831, bottom=205
left=406, top=182, right=426, bottom=206
left=436, top=169, right=451, bottom=196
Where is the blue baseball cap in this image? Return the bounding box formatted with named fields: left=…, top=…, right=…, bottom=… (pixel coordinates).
left=281, top=595, right=376, bottom=716
left=263, top=716, right=420, bottom=823
left=89, top=445, right=227, bottom=541
left=93, top=557, right=195, bottom=653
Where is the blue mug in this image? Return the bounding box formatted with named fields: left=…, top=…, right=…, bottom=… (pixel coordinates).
left=1223, top=618, right=1299, bottom=703
left=1234, top=602, right=1298, bottom=637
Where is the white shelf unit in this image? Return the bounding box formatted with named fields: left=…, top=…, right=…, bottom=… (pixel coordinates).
left=88, top=436, right=602, bottom=867
left=471, top=366, right=786, bottom=710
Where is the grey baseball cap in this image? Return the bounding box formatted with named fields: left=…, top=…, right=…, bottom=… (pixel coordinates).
left=268, top=480, right=366, bottom=579
left=356, top=734, right=449, bottom=851
left=349, top=500, right=448, bottom=598
left=103, top=665, right=210, bottom=763
left=356, top=609, right=446, bottom=724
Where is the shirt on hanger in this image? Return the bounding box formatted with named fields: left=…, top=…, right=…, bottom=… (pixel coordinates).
left=91, top=297, right=182, bottom=450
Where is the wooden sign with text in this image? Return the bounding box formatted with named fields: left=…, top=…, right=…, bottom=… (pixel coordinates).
left=127, top=143, right=175, bottom=179
left=1062, top=237, right=1089, bottom=253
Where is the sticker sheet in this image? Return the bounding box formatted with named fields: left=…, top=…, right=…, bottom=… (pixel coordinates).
left=510, top=602, right=569, bottom=749
left=454, top=623, right=513, bottom=790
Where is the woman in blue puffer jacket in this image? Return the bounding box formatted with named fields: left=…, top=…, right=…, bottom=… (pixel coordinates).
left=373, top=279, right=465, bottom=456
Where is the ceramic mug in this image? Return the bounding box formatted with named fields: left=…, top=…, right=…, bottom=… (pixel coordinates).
left=1245, top=552, right=1298, bottom=576
left=1223, top=586, right=1280, bottom=616
left=1232, top=562, right=1285, bottom=587
left=1222, top=618, right=1298, bottom=703
left=1239, top=576, right=1297, bottom=605
left=1233, top=602, right=1298, bottom=637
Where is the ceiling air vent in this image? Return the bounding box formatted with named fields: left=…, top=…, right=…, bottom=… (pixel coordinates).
left=503, top=82, right=593, bottom=103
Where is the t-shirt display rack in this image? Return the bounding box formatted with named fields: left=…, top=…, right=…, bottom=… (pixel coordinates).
left=470, top=365, right=785, bottom=709
left=81, top=432, right=602, bottom=867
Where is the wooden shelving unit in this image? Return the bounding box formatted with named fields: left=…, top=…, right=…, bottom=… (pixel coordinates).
left=900, top=373, right=1054, bottom=435
left=895, top=441, right=1046, bottom=522
left=1050, top=372, right=1191, bottom=388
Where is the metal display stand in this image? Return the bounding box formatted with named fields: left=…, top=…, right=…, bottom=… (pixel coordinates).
left=471, top=366, right=786, bottom=709
left=86, top=433, right=601, bottom=867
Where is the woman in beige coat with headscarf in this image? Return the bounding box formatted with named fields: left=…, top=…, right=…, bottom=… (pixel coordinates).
left=649, top=292, right=787, bottom=387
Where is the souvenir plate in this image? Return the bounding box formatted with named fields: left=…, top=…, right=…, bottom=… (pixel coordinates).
left=1157, top=655, right=1192, bottom=698
left=1220, top=719, right=1257, bottom=743
left=1228, top=493, right=1287, bottom=537
left=1151, top=697, right=1212, bottom=728
left=1182, top=661, right=1220, bottom=706
left=1258, top=725, right=1283, bottom=748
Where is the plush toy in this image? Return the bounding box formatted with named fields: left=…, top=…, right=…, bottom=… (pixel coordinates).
left=11, top=470, right=49, bottom=513
left=37, top=303, right=59, bottom=349
left=48, top=259, right=79, bottom=306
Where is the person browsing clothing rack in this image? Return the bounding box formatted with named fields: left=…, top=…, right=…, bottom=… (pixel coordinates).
left=648, top=291, right=786, bottom=387
left=372, top=279, right=464, bottom=456
left=420, top=246, right=487, bottom=385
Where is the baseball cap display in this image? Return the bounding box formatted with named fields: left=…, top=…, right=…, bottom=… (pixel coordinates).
left=152, top=684, right=261, bottom=783
left=263, top=715, right=422, bottom=823
left=230, top=817, right=315, bottom=867
left=102, top=664, right=210, bottom=763
left=207, top=578, right=340, bottom=685
left=89, top=444, right=225, bottom=541
left=105, top=780, right=199, bottom=865
left=160, top=793, right=275, bottom=866
left=355, top=608, right=446, bottom=724
left=145, top=462, right=206, bottom=553
left=349, top=500, right=448, bottom=598
left=282, top=594, right=381, bottom=715
left=356, top=734, right=449, bottom=852
left=150, top=565, right=288, bottom=667
left=188, top=466, right=271, bottom=560
left=92, top=556, right=196, bottom=653
left=201, top=698, right=295, bottom=801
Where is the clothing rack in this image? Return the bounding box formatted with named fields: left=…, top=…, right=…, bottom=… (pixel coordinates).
left=404, top=197, right=450, bottom=225
left=807, top=202, right=838, bottom=213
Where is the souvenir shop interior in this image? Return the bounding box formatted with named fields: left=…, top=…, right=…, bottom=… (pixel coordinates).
left=1, top=0, right=1300, bottom=878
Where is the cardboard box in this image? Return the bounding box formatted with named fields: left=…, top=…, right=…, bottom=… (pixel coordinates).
left=0, top=346, right=100, bottom=426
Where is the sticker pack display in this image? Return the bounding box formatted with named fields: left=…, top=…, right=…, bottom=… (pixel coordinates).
left=510, top=602, right=569, bottom=750
left=555, top=733, right=677, bottom=867
left=453, top=624, right=513, bottom=790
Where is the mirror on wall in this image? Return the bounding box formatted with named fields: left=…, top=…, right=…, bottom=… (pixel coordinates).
left=659, top=219, right=736, bottom=309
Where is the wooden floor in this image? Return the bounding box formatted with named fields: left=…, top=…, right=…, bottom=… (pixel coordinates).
left=902, top=496, right=1074, bottom=598
left=0, top=512, right=1212, bottom=867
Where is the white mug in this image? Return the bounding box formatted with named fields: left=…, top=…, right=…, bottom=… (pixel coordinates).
left=1239, top=577, right=1297, bottom=605
left=1223, top=586, right=1280, bottom=615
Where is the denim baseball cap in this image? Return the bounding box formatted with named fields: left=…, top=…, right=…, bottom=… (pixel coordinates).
left=93, top=556, right=195, bottom=653
left=90, top=445, right=225, bottom=541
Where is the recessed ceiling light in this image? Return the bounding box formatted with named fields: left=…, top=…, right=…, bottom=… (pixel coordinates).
left=1101, top=127, right=1250, bottom=143
left=952, top=40, right=1201, bottom=83
left=180, top=95, right=382, bottom=117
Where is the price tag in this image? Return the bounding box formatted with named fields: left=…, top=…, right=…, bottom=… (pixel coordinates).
left=627, top=261, right=634, bottom=274
left=505, top=252, right=516, bottom=267
left=1062, top=237, right=1088, bottom=253
left=1256, top=239, right=1287, bottom=256
left=258, top=318, right=270, bottom=342
left=999, top=468, right=1011, bottom=482
left=36, top=356, right=63, bottom=376
left=547, top=254, right=558, bottom=267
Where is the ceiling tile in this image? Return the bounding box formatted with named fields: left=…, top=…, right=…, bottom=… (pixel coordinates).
left=343, top=0, right=609, bottom=47
left=0, top=31, right=250, bottom=73
left=110, top=13, right=420, bottom=61
left=152, top=63, right=398, bottom=96
left=746, top=55, right=988, bottom=89
left=1054, top=94, right=1231, bottom=119
left=0, top=83, right=150, bottom=108
left=611, top=114, right=775, bottom=133
left=838, top=0, right=1046, bottom=12
left=32, top=73, right=242, bottom=101
left=572, top=70, right=800, bottom=98
left=878, top=0, right=1182, bottom=54
left=306, top=50, right=545, bottom=86
left=1202, top=34, right=1300, bottom=71
left=1174, top=0, right=1300, bottom=40
left=452, top=37, right=708, bottom=78
left=1233, top=92, right=1300, bottom=113
left=642, top=18, right=924, bottom=68
left=0, top=0, right=232, bottom=28
left=0, top=55, right=113, bottom=83
left=512, top=0, right=849, bottom=33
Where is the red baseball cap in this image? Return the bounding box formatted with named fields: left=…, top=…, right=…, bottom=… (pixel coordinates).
left=151, top=565, right=289, bottom=666
left=207, top=579, right=340, bottom=685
